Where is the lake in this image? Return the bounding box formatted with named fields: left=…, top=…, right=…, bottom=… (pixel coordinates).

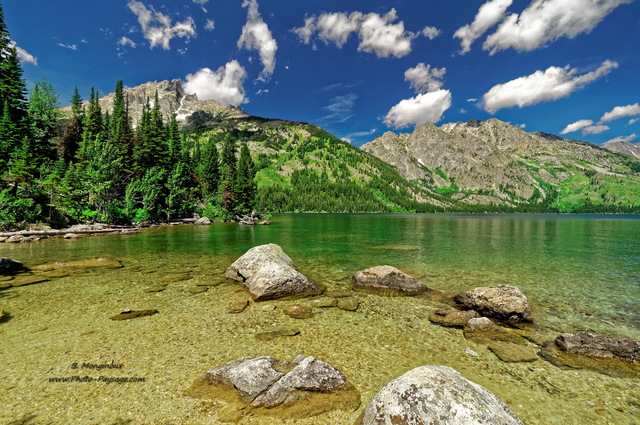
left=1, top=213, right=639, bottom=424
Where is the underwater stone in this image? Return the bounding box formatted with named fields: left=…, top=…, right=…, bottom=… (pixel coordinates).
left=352, top=265, right=427, bottom=294
left=10, top=275, right=50, bottom=287
left=310, top=298, right=338, bottom=308
left=110, top=309, right=158, bottom=320
left=226, top=244, right=317, bottom=301
left=555, top=332, right=640, bottom=363
left=227, top=299, right=250, bottom=314
left=357, top=365, right=524, bottom=425
left=283, top=305, right=313, bottom=319
left=337, top=297, right=359, bottom=311
left=429, top=307, right=480, bottom=327
left=489, top=341, right=538, bottom=362
left=463, top=317, right=527, bottom=344
left=255, top=328, right=300, bottom=341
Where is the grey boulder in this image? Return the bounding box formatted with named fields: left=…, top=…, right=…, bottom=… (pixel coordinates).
left=454, top=285, right=533, bottom=324
left=226, top=244, right=317, bottom=301
left=188, top=355, right=360, bottom=419
left=352, top=265, right=427, bottom=294
left=0, top=257, right=25, bottom=275
left=357, top=365, right=523, bottom=425
left=555, top=331, right=639, bottom=363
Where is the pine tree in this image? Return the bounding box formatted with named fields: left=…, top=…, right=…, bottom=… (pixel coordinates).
left=195, top=137, right=220, bottom=200
left=84, top=87, right=103, bottom=142
left=70, top=86, right=84, bottom=120
left=0, top=98, right=17, bottom=175
left=235, top=142, right=257, bottom=214
left=28, top=79, right=60, bottom=162
left=219, top=137, right=238, bottom=214
left=110, top=80, right=132, bottom=160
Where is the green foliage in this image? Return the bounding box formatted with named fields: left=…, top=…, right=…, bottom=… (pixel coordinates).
left=0, top=187, right=41, bottom=230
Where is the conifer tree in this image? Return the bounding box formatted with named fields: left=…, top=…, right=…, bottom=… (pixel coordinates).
left=219, top=137, right=238, bottom=214
left=70, top=86, right=84, bottom=120
left=235, top=142, right=257, bottom=214
left=195, top=137, right=220, bottom=200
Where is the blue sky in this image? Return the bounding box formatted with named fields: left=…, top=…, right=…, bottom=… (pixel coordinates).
left=4, top=0, right=639, bottom=146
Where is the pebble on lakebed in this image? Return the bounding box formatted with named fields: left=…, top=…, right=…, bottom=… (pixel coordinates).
left=110, top=309, right=159, bottom=320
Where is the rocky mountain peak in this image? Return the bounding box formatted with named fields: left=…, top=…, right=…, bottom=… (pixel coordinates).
left=603, top=140, right=640, bottom=159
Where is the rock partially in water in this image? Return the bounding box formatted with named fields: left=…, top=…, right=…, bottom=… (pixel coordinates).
left=10, top=275, right=50, bottom=287
left=337, top=297, right=359, bottom=311
left=463, top=317, right=527, bottom=344
left=556, top=331, right=639, bottom=363
left=5, top=235, right=28, bottom=243
left=356, top=365, right=523, bottom=425
left=489, top=341, right=538, bottom=363
left=227, top=299, right=250, bottom=314
left=283, top=305, right=313, bottom=319
left=352, top=265, right=427, bottom=294
left=429, top=307, right=480, bottom=327
left=225, top=244, right=317, bottom=301
left=194, top=216, right=211, bottom=225
left=110, top=308, right=159, bottom=320
left=63, top=233, right=81, bottom=239
left=187, top=355, right=360, bottom=419
left=454, top=285, right=534, bottom=324
left=0, top=257, right=25, bottom=275
left=310, top=298, right=338, bottom=308
left=255, top=329, right=300, bottom=341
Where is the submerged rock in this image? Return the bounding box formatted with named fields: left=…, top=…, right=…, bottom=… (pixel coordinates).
left=429, top=307, right=480, bottom=327
left=110, top=308, right=158, bottom=320
left=227, top=299, right=250, bottom=314
left=310, top=298, right=338, bottom=308
left=255, top=329, right=300, bottom=341
left=33, top=258, right=123, bottom=271
left=225, top=244, right=317, bottom=301
left=454, top=285, right=534, bottom=324
left=10, top=275, right=50, bottom=287
left=283, top=305, right=313, bottom=319
left=337, top=297, right=359, bottom=311
left=463, top=317, right=527, bottom=344
left=352, top=265, right=427, bottom=294
left=489, top=341, right=538, bottom=363
left=187, top=355, right=360, bottom=419
left=357, top=365, right=523, bottom=425
left=0, top=258, right=25, bottom=275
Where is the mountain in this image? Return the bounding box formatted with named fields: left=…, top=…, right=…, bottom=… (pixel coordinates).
left=604, top=140, right=640, bottom=160
left=61, top=79, right=247, bottom=127
left=362, top=119, right=640, bottom=212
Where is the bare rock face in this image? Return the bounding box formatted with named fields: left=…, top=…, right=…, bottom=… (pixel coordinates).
left=454, top=285, right=533, bottom=324
left=187, top=355, right=360, bottom=419
left=226, top=244, right=317, bottom=301
left=352, top=265, right=427, bottom=294
left=0, top=258, right=25, bottom=275
left=357, top=365, right=523, bottom=425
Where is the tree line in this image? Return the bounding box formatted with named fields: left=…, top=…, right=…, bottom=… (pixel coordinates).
left=0, top=4, right=256, bottom=230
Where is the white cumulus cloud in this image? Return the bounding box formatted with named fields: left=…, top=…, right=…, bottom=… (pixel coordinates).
left=600, top=103, right=640, bottom=123
left=484, top=0, right=632, bottom=54
left=422, top=26, right=441, bottom=40
left=293, top=9, right=430, bottom=58
left=14, top=45, right=37, bottom=65
left=118, top=37, right=137, bottom=48
left=384, top=90, right=452, bottom=128
left=238, top=0, right=277, bottom=80
left=454, top=0, right=513, bottom=54
left=582, top=125, right=610, bottom=135
left=560, top=119, right=593, bottom=134
left=405, top=63, right=446, bottom=94
left=127, top=0, right=196, bottom=50
left=606, top=134, right=638, bottom=143
left=481, top=60, right=618, bottom=114
left=183, top=61, right=248, bottom=106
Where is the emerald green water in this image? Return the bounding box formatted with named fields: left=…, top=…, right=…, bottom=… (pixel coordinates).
left=1, top=213, right=639, bottom=424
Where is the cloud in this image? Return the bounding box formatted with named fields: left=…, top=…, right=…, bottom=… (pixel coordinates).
left=384, top=90, right=452, bottom=128
left=193, top=0, right=208, bottom=4
left=629, top=118, right=639, bottom=125
left=238, top=0, right=277, bottom=80
left=57, top=43, right=78, bottom=50
left=204, top=19, right=215, bottom=31
left=582, top=125, right=610, bottom=135
left=484, top=0, right=632, bottom=54
left=118, top=37, right=137, bottom=48
left=405, top=63, right=446, bottom=94
left=600, top=103, right=640, bottom=123
left=560, top=119, right=594, bottom=134
left=422, top=26, right=441, bottom=40
left=182, top=61, right=248, bottom=106
left=293, top=9, right=429, bottom=58
left=321, top=93, right=358, bottom=123
left=481, top=60, right=618, bottom=114
left=127, top=0, right=196, bottom=50
left=454, top=0, right=513, bottom=54
left=606, top=134, right=637, bottom=143
left=13, top=45, right=37, bottom=65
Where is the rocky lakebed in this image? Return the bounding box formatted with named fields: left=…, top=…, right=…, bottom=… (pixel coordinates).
left=1, top=242, right=639, bottom=424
